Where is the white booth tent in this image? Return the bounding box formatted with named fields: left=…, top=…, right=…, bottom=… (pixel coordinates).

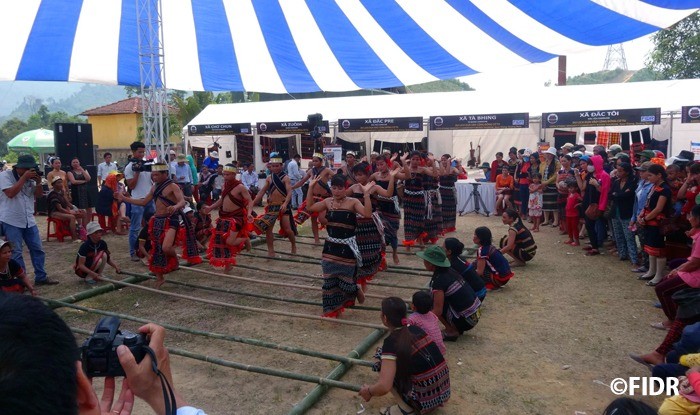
left=186, top=79, right=700, bottom=171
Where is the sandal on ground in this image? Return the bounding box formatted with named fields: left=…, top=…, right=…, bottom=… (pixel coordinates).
left=646, top=280, right=659, bottom=287
left=380, top=405, right=415, bottom=415
left=650, top=322, right=670, bottom=331
left=631, top=266, right=648, bottom=273
left=628, top=354, right=655, bottom=370
left=584, top=250, right=600, bottom=256
left=637, top=274, right=654, bottom=281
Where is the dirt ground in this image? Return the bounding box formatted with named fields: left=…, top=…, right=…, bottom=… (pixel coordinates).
left=30, top=209, right=666, bottom=415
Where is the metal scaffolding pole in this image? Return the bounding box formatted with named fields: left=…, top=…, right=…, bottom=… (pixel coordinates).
left=136, top=0, right=169, bottom=160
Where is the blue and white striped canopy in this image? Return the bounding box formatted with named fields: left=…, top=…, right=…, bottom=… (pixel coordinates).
left=1, top=0, right=698, bottom=93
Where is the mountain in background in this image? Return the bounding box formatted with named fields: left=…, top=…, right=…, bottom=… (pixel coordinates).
left=566, top=67, right=662, bottom=85
left=0, top=83, right=127, bottom=123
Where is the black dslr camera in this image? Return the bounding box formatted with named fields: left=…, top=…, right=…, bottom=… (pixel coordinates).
left=129, top=158, right=155, bottom=172
left=81, top=316, right=147, bottom=377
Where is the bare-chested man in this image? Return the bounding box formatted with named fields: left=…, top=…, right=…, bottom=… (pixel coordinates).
left=252, top=157, right=297, bottom=256
left=202, top=164, right=254, bottom=273
left=292, top=153, right=334, bottom=244
left=117, top=163, right=200, bottom=288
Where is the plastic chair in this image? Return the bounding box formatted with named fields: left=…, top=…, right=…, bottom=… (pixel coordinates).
left=46, top=217, right=71, bottom=242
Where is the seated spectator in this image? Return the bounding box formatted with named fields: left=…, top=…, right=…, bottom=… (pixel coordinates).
left=96, top=171, right=129, bottom=235
left=474, top=226, right=513, bottom=290
left=418, top=246, right=480, bottom=341
left=198, top=166, right=212, bottom=201
left=195, top=202, right=213, bottom=249
left=358, top=297, right=450, bottom=415
left=499, top=209, right=537, bottom=266
left=47, top=176, right=86, bottom=241
left=73, top=222, right=121, bottom=284
left=477, top=162, right=491, bottom=182
left=495, top=167, right=514, bottom=215
left=604, top=398, right=657, bottom=415
left=443, top=237, right=486, bottom=301
left=0, top=241, right=35, bottom=296
left=0, top=294, right=207, bottom=415
left=408, top=291, right=446, bottom=355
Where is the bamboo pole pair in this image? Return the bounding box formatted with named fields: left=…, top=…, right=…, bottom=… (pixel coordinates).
left=175, top=266, right=396, bottom=302
left=198, top=258, right=426, bottom=291
left=69, top=327, right=365, bottom=392
left=100, top=275, right=386, bottom=330
left=47, top=275, right=149, bottom=309
left=51, top=299, right=375, bottom=367
left=239, top=251, right=430, bottom=276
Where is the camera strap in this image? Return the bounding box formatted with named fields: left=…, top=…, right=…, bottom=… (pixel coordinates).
left=144, top=346, right=177, bottom=415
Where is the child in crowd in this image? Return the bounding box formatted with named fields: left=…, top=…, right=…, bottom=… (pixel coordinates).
left=565, top=181, right=582, bottom=246
left=528, top=172, right=543, bottom=232
left=137, top=210, right=154, bottom=266
left=73, top=222, right=121, bottom=284
left=474, top=226, right=513, bottom=290
left=0, top=241, right=35, bottom=295
left=408, top=290, right=447, bottom=355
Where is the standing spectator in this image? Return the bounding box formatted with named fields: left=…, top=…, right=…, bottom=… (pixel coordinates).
left=581, top=155, right=611, bottom=257
left=172, top=154, right=193, bottom=199
left=212, top=165, right=225, bottom=200
left=556, top=155, right=577, bottom=234
left=517, top=150, right=532, bottom=219
left=67, top=157, right=95, bottom=231
left=540, top=147, right=561, bottom=227
left=46, top=157, right=68, bottom=195
left=610, top=162, right=639, bottom=267
left=288, top=154, right=303, bottom=210
left=186, top=154, right=199, bottom=202
left=241, top=163, right=259, bottom=203
left=638, top=163, right=672, bottom=286
left=124, top=141, right=155, bottom=262
left=0, top=155, right=56, bottom=285
left=203, top=150, right=219, bottom=171
left=490, top=152, right=507, bottom=182
left=198, top=166, right=212, bottom=202
left=631, top=162, right=654, bottom=273
left=96, top=152, right=118, bottom=187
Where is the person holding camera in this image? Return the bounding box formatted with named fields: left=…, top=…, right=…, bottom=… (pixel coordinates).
left=0, top=155, right=56, bottom=286
left=0, top=294, right=207, bottom=415
left=125, top=142, right=155, bottom=262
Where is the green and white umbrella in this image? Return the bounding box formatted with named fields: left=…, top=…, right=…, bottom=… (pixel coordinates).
left=7, top=128, right=54, bottom=153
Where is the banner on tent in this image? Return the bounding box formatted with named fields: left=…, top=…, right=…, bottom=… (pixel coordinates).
left=323, top=145, right=342, bottom=168
left=682, top=106, right=700, bottom=124
left=692, top=142, right=700, bottom=158
left=188, top=123, right=252, bottom=135
left=337, top=117, right=422, bottom=133
left=542, top=108, right=661, bottom=128
left=429, top=113, right=529, bottom=130
left=257, top=120, right=329, bottom=135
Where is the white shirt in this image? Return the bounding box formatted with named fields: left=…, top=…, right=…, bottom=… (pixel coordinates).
left=241, top=171, right=258, bottom=189
left=178, top=407, right=206, bottom=415
left=0, top=170, right=38, bottom=228
left=97, top=161, right=118, bottom=180
left=287, top=159, right=302, bottom=181
left=124, top=161, right=153, bottom=199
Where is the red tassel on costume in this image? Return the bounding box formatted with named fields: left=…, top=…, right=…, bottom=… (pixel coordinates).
left=402, top=240, right=416, bottom=247
left=378, top=253, right=387, bottom=272
left=148, top=218, right=179, bottom=275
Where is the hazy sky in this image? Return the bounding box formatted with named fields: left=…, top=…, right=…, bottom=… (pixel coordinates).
left=461, top=35, right=653, bottom=91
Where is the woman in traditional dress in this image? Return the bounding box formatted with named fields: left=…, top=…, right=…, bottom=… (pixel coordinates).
left=423, top=153, right=442, bottom=243
left=359, top=297, right=450, bottom=415
left=638, top=163, right=672, bottom=286
left=347, top=162, right=396, bottom=287
left=306, top=174, right=373, bottom=317
left=474, top=226, right=514, bottom=290
left=292, top=153, right=334, bottom=244
left=556, top=154, right=577, bottom=234
left=439, top=154, right=459, bottom=234
left=499, top=209, right=538, bottom=266
left=401, top=152, right=437, bottom=249
left=371, top=155, right=402, bottom=264
left=540, top=148, right=562, bottom=227
left=67, top=157, right=94, bottom=231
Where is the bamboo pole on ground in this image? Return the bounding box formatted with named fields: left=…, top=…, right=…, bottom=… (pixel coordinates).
left=99, top=275, right=386, bottom=330
left=69, top=327, right=365, bottom=391
left=288, top=328, right=386, bottom=415
left=175, top=267, right=395, bottom=302
left=290, top=238, right=417, bottom=255
left=53, top=300, right=375, bottom=367
left=47, top=275, right=149, bottom=309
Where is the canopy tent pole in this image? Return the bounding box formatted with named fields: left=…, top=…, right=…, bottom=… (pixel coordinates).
left=669, top=111, right=675, bottom=156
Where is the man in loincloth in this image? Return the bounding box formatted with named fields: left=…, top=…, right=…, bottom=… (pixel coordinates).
left=292, top=153, right=334, bottom=244
left=252, top=157, right=297, bottom=257
left=117, top=163, right=201, bottom=288
left=202, top=164, right=254, bottom=273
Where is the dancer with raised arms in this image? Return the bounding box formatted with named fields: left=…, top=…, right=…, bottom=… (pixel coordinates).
left=292, top=153, right=334, bottom=244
